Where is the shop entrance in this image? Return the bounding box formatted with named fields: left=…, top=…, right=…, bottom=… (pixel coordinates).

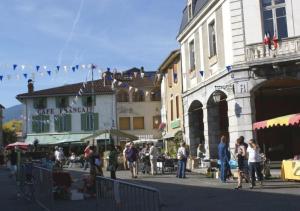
left=252, top=79, right=300, bottom=161
left=207, top=91, right=229, bottom=158
left=188, top=100, right=204, bottom=156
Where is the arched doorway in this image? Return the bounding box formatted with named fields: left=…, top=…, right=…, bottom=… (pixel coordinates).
left=188, top=100, right=204, bottom=156
left=252, top=78, right=300, bottom=161
left=207, top=91, right=229, bottom=158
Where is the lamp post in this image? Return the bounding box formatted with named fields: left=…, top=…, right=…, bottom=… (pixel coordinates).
left=91, top=64, right=96, bottom=146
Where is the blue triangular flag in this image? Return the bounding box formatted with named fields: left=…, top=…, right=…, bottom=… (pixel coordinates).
left=0, top=75, right=3, bottom=81
left=13, top=64, right=18, bottom=70
left=72, top=67, right=76, bottom=72
left=199, top=70, right=204, bottom=77
left=226, top=66, right=232, bottom=72
left=75, top=65, right=79, bottom=70
left=23, top=73, right=27, bottom=79
left=47, top=71, right=51, bottom=76
left=56, top=66, right=60, bottom=71
left=36, top=65, right=40, bottom=72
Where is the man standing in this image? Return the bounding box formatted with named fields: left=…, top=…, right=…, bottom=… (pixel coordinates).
left=149, top=143, right=158, bottom=175
left=126, top=142, right=138, bottom=178
left=177, top=142, right=187, bottom=178
left=218, top=136, right=230, bottom=183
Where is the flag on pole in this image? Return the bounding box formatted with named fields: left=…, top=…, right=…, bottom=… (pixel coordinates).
left=199, top=70, right=204, bottom=77
left=47, top=71, right=51, bottom=76
left=264, top=32, right=271, bottom=49
left=23, top=73, right=28, bottom=79
left=273, top=33, right=278, bottom=49
left=0, top=75, right=3, bottom=81
left=36, top=65, right=40, bottom=72
left=13, top=64, right=18, bottom=70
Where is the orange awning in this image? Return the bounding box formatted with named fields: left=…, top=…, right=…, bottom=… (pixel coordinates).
left=253, top=113, right=300, bottom=130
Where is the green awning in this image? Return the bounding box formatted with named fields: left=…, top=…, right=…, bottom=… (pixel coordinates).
left=81, top=129, right=138, bottom=142
left=25, top=133, right=92, bottom=145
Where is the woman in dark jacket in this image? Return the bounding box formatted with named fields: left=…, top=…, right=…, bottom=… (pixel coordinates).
left=108, top=145, right=119, bottom=179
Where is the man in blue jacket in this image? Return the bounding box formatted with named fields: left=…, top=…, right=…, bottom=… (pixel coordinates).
left=218, top=136, right=230, bottom=183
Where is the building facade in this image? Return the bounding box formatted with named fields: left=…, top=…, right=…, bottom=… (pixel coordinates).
left=111, top=68, right=162, bottom=142
left=157, top=50, right=184, bottom=140
left=0, top=104, right=4, bottom=147
left=17, top=80, right=116, bottom=145
left=178, top=0, right=300, bottom=159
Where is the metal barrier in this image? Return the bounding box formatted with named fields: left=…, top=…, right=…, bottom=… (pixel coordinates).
left=96, top=176, right=161, bottom=211
left=32, top=166, right=54, bottom=211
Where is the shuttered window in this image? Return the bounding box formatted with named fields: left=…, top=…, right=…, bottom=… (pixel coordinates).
left=176, top=96, right=180, bottom=119
left=54, top=114, right=71, bottom=132
left=32, top=115, right=50, bottom=133
left=133, top=117, right=144, bottom=130
left=82, top=96, right=96, bottom=107
left=170, top=99, right=174, bottom=121
left=81, top=113, right=99, bottom=131
left=119, top=117, right=130, bottom=130
left=33, top=98, right=47, bottom=109
left=56, top=97, right=69, bottom=108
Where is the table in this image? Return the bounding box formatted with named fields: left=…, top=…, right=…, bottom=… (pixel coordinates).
left=281, top=160, right=300, bottom=181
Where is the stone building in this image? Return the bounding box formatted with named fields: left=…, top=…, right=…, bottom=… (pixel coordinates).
left=178, top=0, right=300, bottom=160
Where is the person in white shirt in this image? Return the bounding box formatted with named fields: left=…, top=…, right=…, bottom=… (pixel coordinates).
left=247, top=139, right=263, bottom=189
left=149, top=142, right=158, bottom=175
left=177, top=142, right=187, bottom=178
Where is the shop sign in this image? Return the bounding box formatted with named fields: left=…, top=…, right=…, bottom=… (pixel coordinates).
left=36, top=107, right=93, bottom=115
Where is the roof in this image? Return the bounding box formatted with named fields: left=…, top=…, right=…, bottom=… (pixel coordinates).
left=158, top=50, right=181, bottom=73
left=178, top=0, right=210, bottom=36
left=16, top=79, right=113, bottom=99
left=0, top=104, right=4, bottom=109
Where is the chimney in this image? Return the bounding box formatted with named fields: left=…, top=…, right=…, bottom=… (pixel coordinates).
left=28, top=79, right=34, bottom=93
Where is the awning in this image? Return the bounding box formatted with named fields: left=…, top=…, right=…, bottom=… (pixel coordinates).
left=253, top=113, right=300, bottom=130
left=80, top=129, right=138, bottom=142
left=25, top=133, right=92, bottom=145
left=163, top=132, right=174, bottom=140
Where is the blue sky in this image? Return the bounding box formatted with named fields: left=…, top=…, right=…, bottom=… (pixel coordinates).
left=0, top=0, right=185, bottom=108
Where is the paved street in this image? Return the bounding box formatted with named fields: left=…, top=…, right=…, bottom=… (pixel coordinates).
left=1, top=166, right=300, bottom=211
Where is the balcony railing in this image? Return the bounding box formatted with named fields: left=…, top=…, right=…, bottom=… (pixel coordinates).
left=245, top=36, right=300, bottom=63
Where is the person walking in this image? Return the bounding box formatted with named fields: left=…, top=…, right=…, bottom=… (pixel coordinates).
left=140, top=144, right=150, bottom=174
left=177, top=142, right=187, bottom=178
left=234, top=137, right=248, bottom=189
left=218, top=136, right=230, bottom=183
left=126, top=142, right=138, bottom=178
left=83, top=145, right=92, bottom=170
left=9, top=148, right=17, bottom=178
left=123, top=144, right=129, bottom=170
left=108, top=145, right=119, bottom=179
left=247, top=139, right=263, bottom=189
left=149, top=143, right=158, bottom=175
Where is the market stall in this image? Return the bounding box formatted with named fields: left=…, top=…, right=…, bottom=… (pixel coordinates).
left=253, top=113, right=300, bottom=181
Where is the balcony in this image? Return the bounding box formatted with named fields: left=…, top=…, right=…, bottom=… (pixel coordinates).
left=245, top=36, right=300, bottom=65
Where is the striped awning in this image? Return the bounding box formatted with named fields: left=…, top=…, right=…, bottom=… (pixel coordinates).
left=253, top=113, right=300, bottom=130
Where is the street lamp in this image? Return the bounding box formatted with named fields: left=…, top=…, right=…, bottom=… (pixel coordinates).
left=212, top=91, right=222, bottom=103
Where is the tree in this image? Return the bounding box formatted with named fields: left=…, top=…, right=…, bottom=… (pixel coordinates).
left=2, top=120, right=22, bottom=146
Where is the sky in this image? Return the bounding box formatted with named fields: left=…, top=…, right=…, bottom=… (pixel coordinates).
left=0, top=0, right=185, bottom=108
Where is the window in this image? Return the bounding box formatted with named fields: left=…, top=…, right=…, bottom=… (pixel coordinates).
left=176, top=96, right=180, bottom=119
left=81, top=112, right=99, bottom=131
left=209, top=21, right=217, bottom=57
left=173, top=64, right=178, bottom=84
left=168, top=69, right=173, bottom=88
left=55, top=114, right=71, bottom=132
left=153, top=116, right=161, bottom=129
left=150, top=88, right=161, bottom=101
left=32, top=115, right=50, bottom=133
left=117, top=90, right=129, bottom=102
left=171, top=99, right=174, bottom=121
left=33, top=98, right=47, bottom=109
left=82, top=96, right=95, bottom=107
left=189, top=40, right=195, bottom=71
left=56, top=97, right=69, bottom=108
left=133, top=117, right=144, bottom=130
left=132, top=90, right=145, bottom=102
left=262, top=0, right=287, bottom=39
left=119, top=117, right=130, bottom=130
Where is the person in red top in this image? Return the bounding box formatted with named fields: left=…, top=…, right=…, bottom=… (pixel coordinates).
left=83, top=145, right=92, bottom=170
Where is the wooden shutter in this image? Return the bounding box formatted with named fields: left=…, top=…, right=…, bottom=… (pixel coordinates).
left=133, top=117, right=144, bottom=129
left=119, top=117, right=130, bottom=130
left=93, top=113, right=99, bottom=130
left=81, top=113, right=87, bottom=131
left=66, top=114, right=72, bottom=131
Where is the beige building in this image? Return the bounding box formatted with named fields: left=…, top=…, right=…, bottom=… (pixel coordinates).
left=157, top=50, right=184, bottom=140
left=0, top=104, right=4, bottom=147
left=107, top=68, right=162, bottom=142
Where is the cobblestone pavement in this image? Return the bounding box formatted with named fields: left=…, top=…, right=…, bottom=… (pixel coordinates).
left=1, top=166, right=300, bottom=211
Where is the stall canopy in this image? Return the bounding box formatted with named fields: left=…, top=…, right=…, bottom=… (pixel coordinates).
left=5, top=142, right=29, bottom=150
left=253, top=113, right=300, bottom=130
left=25, top=133, right=92, bottom=145
left=80, top=129, right=138, bottom=142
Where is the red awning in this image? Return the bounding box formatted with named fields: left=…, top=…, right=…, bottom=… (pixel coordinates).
left=5, top=142, right=29, bottom=150
left=253, top=113, right=300, bottom=130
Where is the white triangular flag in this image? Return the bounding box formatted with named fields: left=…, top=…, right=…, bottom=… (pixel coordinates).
left=141, top=72, right=145, bottom=78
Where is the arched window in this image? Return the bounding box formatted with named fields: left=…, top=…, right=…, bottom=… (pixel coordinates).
left=150, top=88, right=161, bottom=101
left=132, top=90, right=145, bottom=102
left=117, top=90, right=129, bottom=102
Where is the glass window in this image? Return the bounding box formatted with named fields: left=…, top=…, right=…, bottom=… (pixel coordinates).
left=119, top=117, right=130, bottom=130
left=170, top=99, right=174, bottom=121
left=33, top=98, right=47, bottom=109
left=189, top=40, right=195, bottom=71
left=82, top=96, right=95, bottom=107
left=176, top=96, right=180, bottom=119
left=262, top=0, right=287, bottom=39
left=55, top=114, right=71, bottom=132
left=209, top=21, right=217, bottom=57
left=56, top=97, right=69, bottom=108
left=32, top=115, right=50, bottom=133
left=173, top=64, right=178, bottom=84
left=133, top=117, right=144, bottom=130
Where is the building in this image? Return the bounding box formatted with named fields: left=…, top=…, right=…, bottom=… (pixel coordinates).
left=157, top=50, right=184, bottom=140
left=107, top=67, right=162, bottom=143
left=16, top=79, right=116, bottom=146
left=0, top=104, right=4, bottom=147
left=178, top=0, right=300, bottom=159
